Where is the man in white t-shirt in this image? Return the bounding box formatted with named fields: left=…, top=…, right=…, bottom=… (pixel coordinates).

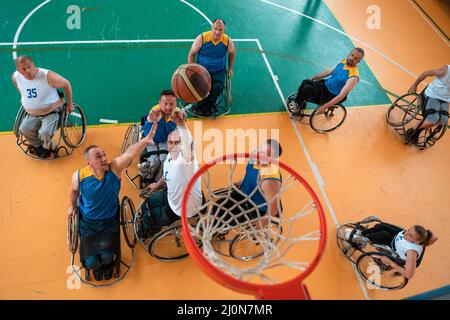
left=406, top=65, right=449, bottom=144
left=138, top=109, right=202, bottom=240
left=11, top=55, right=74, bottom=158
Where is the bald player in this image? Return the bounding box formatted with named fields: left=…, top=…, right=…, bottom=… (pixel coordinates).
left=187, top=18, right=235, bottom=116
left=12, top=55, right=74, bottom=158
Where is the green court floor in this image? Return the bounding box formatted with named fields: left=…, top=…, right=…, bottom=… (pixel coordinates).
left=1, top=0, right=390, bottom=132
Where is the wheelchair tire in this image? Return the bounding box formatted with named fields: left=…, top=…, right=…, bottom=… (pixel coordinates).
left=310, top=104, right=347, bottom=133
left=13, top=105, right=27, bottom=139
left=121, top=124, right=139, bottom=156
left=67, top=209, right=79, bottom=254
left=336, top=223, right=358, bottom=263
left=61, top=103, right=87, bottom=148
left=149, top=226, right=189, bottom=261
left=356, top=251, right=408, bottom=290
left=230, top=223, right=282, bottom=261
left=386, top=93, right=422, bottom=127
left=120, top=196, right=137, bottom=249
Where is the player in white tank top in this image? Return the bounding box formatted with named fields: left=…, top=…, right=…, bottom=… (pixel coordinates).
left=406, top=65, right=450, bottom=143
left=12, top=55, right=74, bottom=115
left=11, top=56, right=74, bottom=157
left=369, top=225, right=438, bottom=280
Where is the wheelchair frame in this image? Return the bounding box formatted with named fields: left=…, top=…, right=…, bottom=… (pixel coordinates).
left=126, top=197, right=198, bottom=261
left=67, top=196, right=137, bottom=288
left=13, top=103, right=87, bottom=160
left=336, top=218, right=425, bottom=290
left=386, top=92, right=447, bottom=150
left=286, top=92, right=347, bottom=133
left=121, top=119, right=168, bottom=198
left=180, top=73, right=232, bottom=119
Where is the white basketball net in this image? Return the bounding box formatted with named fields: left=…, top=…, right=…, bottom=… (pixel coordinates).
left=187, top=157, right=324, bottom=285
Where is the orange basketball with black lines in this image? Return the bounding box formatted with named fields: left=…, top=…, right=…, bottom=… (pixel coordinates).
left=171, top=63, right=212, bottom=103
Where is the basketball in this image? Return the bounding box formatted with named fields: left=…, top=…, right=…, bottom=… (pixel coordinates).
left=171, top=63, right=212, bottom=103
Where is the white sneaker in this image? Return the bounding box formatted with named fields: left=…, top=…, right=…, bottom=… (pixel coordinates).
left=288, top=101, right=299, bottom=113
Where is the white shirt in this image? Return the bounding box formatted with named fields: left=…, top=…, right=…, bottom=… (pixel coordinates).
left=14, top=68, right=61, bottom=115
left=163, top=128, right=202, bottom=217
left=394, top=231, right=423, bottom=261
left=425, top=65, right=450, bottom=102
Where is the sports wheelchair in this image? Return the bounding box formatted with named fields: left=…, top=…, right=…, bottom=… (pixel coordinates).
left=120, top=196, right=199, bottom=261
left=180, top=72, right=231, bottom=119
left=386, top=92, right=447, bottom=149
left=67, top=196, right=137, bottom=287
left=121, top=116, right=168, bottom=198
left=286, top=92, right=347, bottom=133
left=13, top=93, right=86, bottom=160
left=336, top=216, right=425, bottom=290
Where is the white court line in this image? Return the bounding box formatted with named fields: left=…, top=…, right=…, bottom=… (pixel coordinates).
left=0, top=38, right=258, bottom=46
left=259, top=0, right=419, bottom=79
left=408, top=0, right=449, bottom=47
left=99, top=119, right=118, bottom=124
left=255, top=38, right=371, bottom=301
left=179, top=0, right=212, bottom=25
left=12, top=0, right=51, bottom=59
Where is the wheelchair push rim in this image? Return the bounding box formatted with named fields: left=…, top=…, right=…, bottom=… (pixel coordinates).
left=67, top=209, right=79, bottom=254
left=336, top=223, right=358, bottom=263
left=386, top=93, right=422, bottom=127
left=356, top=251, right=408, bottom=290
left=310, top=104, right=347, bottom=133
left=62, top=103, right=87, bottom=148
left=120, top=196, right=138, bottom=249
left=121, top=123, right=140, bottom=156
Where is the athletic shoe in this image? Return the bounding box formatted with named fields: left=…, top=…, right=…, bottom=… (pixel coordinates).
left=103, top=263, right=114, bottom=280
left=405, top=128, right=421, bottom=144
left=39, top=147, right=52, bottom=159
left=28, top=146, right=42, bottom=157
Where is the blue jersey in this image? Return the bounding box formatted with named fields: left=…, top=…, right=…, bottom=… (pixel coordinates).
left=240, top=160, right=282, bottom=213
left=142, top=104, right=178, bottom=144
left=325, top=59, right=359, bottom=96
left=197, top=31, right=229, bottom=73
left=78, top=166, right=120, bottom=220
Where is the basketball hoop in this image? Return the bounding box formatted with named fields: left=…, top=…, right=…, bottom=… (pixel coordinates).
left=181, top=153, right=327, bottom=300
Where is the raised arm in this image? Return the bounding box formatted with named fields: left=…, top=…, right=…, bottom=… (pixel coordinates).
left=172, top=110, right=194, bottom=162
left=188, top=34, right=203, bottom=64
left=228, top=38, right=236, bottom=78
left=408, top=66, right=448, bottom=94
left=110, top=122, right=158, bottom=176
left=68, top=170, right=80, bottom=216
left=47, top=71, right=74, bottom=112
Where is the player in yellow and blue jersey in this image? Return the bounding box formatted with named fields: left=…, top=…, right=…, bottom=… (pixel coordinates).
left=188, top=19, right=235, bottom=116
left=288, top=48, right=364, bottom=116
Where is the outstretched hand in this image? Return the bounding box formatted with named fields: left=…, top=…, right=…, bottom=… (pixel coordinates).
left=143, top=122, right=158, bottom=145
left=172, top=109, right=187, bottom=127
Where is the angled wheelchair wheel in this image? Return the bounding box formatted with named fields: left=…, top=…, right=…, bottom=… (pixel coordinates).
left=67, top=209, right=79, bottom=254
left=386, top=93, right=422, bottom=127
left=61, top=103, right=87, bottom=148
left=356, top=251, right=408, bottom=290
left=149, top=226, right=189, bottom=261
left=310, top=104, right=347, bottom=133
left=121, top=124, right=140, bottom=155
left=13, top=105, right=27, bottom=139
left=120, top=196, right=137, bottom=249
left=230, top=223, right=282, bottom=261
left=226, top=73, right=232, bottom=106
left=336, top=223, right=358, bottom=263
